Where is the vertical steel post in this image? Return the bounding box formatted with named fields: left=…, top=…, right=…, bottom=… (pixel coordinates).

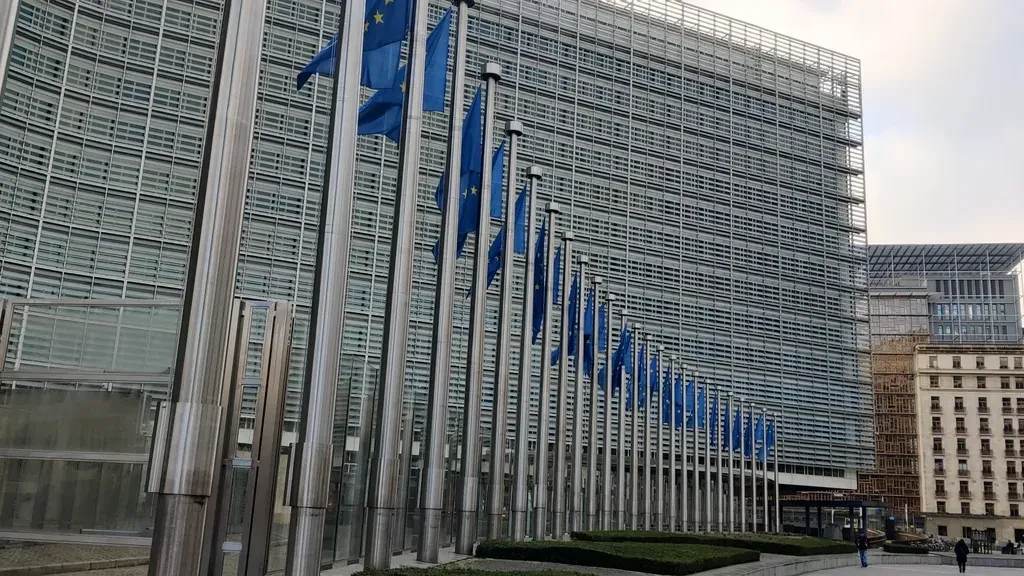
left=363, top=0, right=434, bottom=566
left=0, top=0, right=19, bottom=95
left=532, top=202, right=562, bottom=541
left=487, top=119, right=523, bottom=541
left=455, top=62, right=502, bottom=555
left=418, top=0, right=474, bottom=560
left=552, top=232, right=575, bottom=539
left=739, top=395, right=746, bottom=533
left=761, top=407, right=768, bottom=534
left=703, top=375, right=711, bottom=532
left=393, top=409, right=415, bottom=551
left=629, top=324, right=641, bottom=529
left=587, top=276, right=604, bottom=531
left=655, top=346, right=664, bottom=530
left=749, top=401, right=756, bottom=533
left=569, top=255, right=587, bottom=533
left=146, top=3, right=266, bottom=575
left=615, top=314, right=628, bottom=530
left=509, top=167, right=542, bottom=542
left=727, top=392, right=735, bottom=533
left=681, top=365, right=688, bottom=532
left=774, top=413, right=781, bottom=534
left=716, top=386, right=723, bottom=532
left=600, top=293, right=615, bottom=530
left=668, top=357, right=677, bottom=532
left=642, top=334, right=652, bottom=531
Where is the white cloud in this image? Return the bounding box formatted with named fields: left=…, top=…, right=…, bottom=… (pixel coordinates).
left=684, top=0, right=1024, bottom=244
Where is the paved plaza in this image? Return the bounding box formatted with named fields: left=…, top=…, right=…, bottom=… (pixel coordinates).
left=809, top=565, right=1020, bottom=576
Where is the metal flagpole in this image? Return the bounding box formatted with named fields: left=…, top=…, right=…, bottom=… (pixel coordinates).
left=0, top=0, right=19, bottom=93
left=773, top=412, right=781, bottom=534
left=749, top=401, right=756, bottom=533
left=418, top=0, right=474, bottom=560
left=716, top=387, right=723, bottom=533
left=570, top=255, right=588, bottom=533
left=601, top=294, right=616, bottom=530
left=532, top=202, right=561, bottom=541
left=454, top=62, right=502, bottom=555
left=615, top=314, right=628, bottom=530
left=393, top=409, right=415, bottom=551
left=681, top=365, right=688, bottom=532
left=588, top=277, right=605, bottom=530
left=692, top=377, right=701, bottom=531
left=761, top=407, right=768, bottom=534
left=487, top=119, right=523, bottom=541
left=552, top=233, right=575, bottom=539
left=703, top=374, right=711, bottom=532
left=509, top=166, right=541, bottom=542
left=642, top=333, right=653, bottom=531
left=363, top=0, right=435, bottom=566
left=655, top=346, right=665, bottom=531
left=629, top=324, right=641, bottom=530
left=727, top=392, right=735, bottom=533
left=738, top=396, right=745, bottom=533
left=146, top=3, right=266, bottom=574
left=668, top=357, right=677, bottom=532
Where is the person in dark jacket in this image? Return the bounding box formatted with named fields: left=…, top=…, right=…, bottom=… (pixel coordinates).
left=954, top=539, right=970, bottom=573
left=855, top=531, right=869, bottom=567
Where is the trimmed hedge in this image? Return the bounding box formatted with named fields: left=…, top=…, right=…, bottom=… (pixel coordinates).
left=882, top=543, right=928, bottom=555
left=475, top=540, right=759, bottom=575
left=570, top=530, right=857, bottom=556
left=359, top=570, right=588, bottom=576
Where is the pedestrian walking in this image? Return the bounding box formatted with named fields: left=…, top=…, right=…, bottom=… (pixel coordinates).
left=855, top=530, right=869, bottom=567
left=955, top=539, right=970, bottom=573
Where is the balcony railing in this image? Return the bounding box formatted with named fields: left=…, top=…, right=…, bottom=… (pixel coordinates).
left=982, top=470, right=994, bottom=479
left=934, top=468, right=946, bottom=476
left=1008, top=470, right=1020, bottom=479
left=982, top=448, right=993, bottom=456
left=933, top=426, right=944, bottom=433
left=956, top=427, right=968, bottom=434
left=1007, top=449, right=1018, bottom=458
left=960, top=490, right=972, bottom=498
left=984, top=491, right=996, bottom=500
left=979, top=406, right=991, bottom=414
left=935, top=489, right=947, bottom=497
left=1004, top=406, right=1014, bottom=414
left=955, top=406, right=966, bottom=413
left=959, top=469, right=971, bottom=477
left=957, top=448, right=969, bottom=456
left=1009, top=493, right=1021, bottom=501
left=980, top=427, right=993, bottom=435
left=1005, top=427, right=1016, bottom=435
left=931, top=405, right=942, bottom=413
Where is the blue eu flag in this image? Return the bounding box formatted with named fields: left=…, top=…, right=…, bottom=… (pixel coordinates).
left=710, top=394, right=719, bottom=446
left=673, top=374, right=684, bottom=428
left=457, top=141, right=504, bottom=237
left=685, top=379, right=695, bottom=428
left=297, top=0, right=413, bottom=91
left=754, top=414, right=765, bottom=461
left=743, top=413, right=753, bottom=458
left=649, top=354, right=659, bottom=397
left=430, top=88, right=482, bottom=261
left=661, top=367, right=672, bottom=425
left=637, top=345, right=647, bottom=410
left=356, top=8, right=452, bottom=142
left=606, top=324, right=630, bottom=393
left=551, top=272, right=580, bottom=368
left=767, top=419, right=776, bottom=455
left=723, top=401, right=731, bottom=444
left=732, top=407, right=742, bottom=452
left=531, top=219, right=547, bottom=344
left=552, top=246, right=562, bottom=304
left=697, top=385, right=707, bottom=429
left=482, top=184, right=529, bottom=290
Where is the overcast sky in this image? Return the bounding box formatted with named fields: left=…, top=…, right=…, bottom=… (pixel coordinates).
left=684, top=0, right=1023, bottom=245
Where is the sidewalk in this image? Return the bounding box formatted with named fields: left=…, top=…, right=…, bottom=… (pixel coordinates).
left=321, top=547, right=471, bottom=575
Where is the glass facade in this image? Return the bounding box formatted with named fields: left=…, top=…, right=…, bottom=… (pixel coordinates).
left=0, top=0, right=871, bottom=562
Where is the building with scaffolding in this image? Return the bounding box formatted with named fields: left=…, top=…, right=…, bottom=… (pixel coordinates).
left=860, top=244, right=1024, bottom=518
left=0, top=0, right=868, bottom=562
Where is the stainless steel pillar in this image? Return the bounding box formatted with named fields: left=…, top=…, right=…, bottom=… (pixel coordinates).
left=532, top=202, right=562, bottom=541
left=716, top=386, right=723, bottom=532
left=668, top=357, right=677, bottom=532
left=510, top=167, right=542, bottom=542
left=654, top=346, right=664, bottom=531
left=569, top=255, right=587, bottom=533
left=455, top=62, right=502, bottom=555
left=739, top=395, right=745, bottom=533
left=487, top=119, right=523, bottom=541
left=703, top=375, right=711, bottom=532
left=642, top=333, right=652, bottom=531
left=552, top=232, right=575, bottom=539
left=727, top=392, right=735, bottom=533
left=749, top=401, right=756, bottom=533
left=0, top=0, right=19, bottom=94
left=681, top=365, right=688, bottom=533
left=584, top=275, right=602, bottom=531
left=418, top=0, right=473, bottom=559
left=615, top=314, right=628, bottom=530
left=146, top=3, right=266, bottom=575
left=393, top=409, right=415, bottom=551
left=629, top=324, right=641, bottom=530
left=761, top=407, right=768, bottom=534
left=363, top=0, right=434, bottom=566
left=774, top=413, right=781, bottom=534
left=693, top=378, right=701, bottom=530
left=600, top=293, right=615, bottom=531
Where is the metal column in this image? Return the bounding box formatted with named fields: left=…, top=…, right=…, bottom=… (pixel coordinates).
left=146, top=3, right=267, bottom=575
left=668, top=357, right=677, bottom=532
left=727, top=392, right=734, bottom=533
left=569, top=255, right=588, bottom=533
left=600, top=293, right=615, bottom=530
left=587, top=277, right=604, bottom=531
left=629, top=325, right=641, bottom=529
left=681, top=365, right=688, bottom=532
left=615, top=314, right=628, bottom=529
left=654, top=346, right=664, bottom=531
left=642, top=334, right=652, bottom=531
left=0, top=0, right=19, bottom=94
left=552, top=232, right=575, bottom=539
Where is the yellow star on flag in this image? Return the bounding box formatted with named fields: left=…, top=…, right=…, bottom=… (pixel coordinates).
left=364, top=21, right=369, bottom=32
left=470, top=186, right=477, bottom=195
left=400, top=82, right=406, bottom=93
left=373, top=11, right=384, bottom=23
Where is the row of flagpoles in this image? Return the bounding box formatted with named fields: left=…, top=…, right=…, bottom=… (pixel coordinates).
left=288, top=0, right=789, bottom=571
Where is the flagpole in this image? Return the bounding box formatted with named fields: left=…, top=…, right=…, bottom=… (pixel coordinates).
left=655, top=346, right=665, bottom=531
left=681, top=364, right=688, bottom=533
left=616, top=314, right=628, bottom=530
left=509, top=166, right=541, bottom=542
left=629, top=324, right=641, bottom=530
left=773, top=412, right=781, bottom=534
left=703, top=375, right=711, bottom=532
left=692, top=376, right=700, bottom=531
left=600, top=293, right=616, bottom=530
left=532, top=202, right=562, bottom=541
left=486, top=119, right=523, bottom=541
left=716, top=386, right=723, bottom=532
left=418, top=0, right=474, bottom=560
left=749, top=401, right=756, bottom=533
left=642, top=333, right=653, bottom=531
left=146, top=3, right=266, bottom=574
left=588, top=276, right=605, bottom=531
left=668, top=357, right=677, bottom=532
left=727, top=392, right=734, bottom=533
left=570, top=255, right=588, bottom=533
left=552, top=233, right=575, bottom=539
left=761, top=407, right=768, bottom=534
left=738, top=395, right=746, bottom=533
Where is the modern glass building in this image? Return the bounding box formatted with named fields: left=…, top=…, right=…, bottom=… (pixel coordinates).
left=0, top=0, right=870, bottom=562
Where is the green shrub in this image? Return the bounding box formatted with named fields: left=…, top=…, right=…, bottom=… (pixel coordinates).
left=475, top=540, right=759, bottom=575
left=359, top=570, right=588, bottom=576
left=882, top=543, right=928, bottom=555
left=570, top=530, right=857, bottom=556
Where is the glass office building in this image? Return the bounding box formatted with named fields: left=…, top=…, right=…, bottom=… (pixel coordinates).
left=0, top=0, right=870, bottom=562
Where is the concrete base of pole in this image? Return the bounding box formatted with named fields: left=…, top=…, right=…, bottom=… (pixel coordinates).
left=363, top=506, right=394, bottom=569
left=148, top=494, right=206, bottom=576
left=510, top=510, right=527, bottom=542
left=286, top=507, right=326, bottom=575
left=487, top=513, right=503, bottom=540
left=533, top=506, right=547, bottom=540
left=417, top=508, right=443, bottom=562
left=455, top=510, right=477, bottom=555
left=552, top=511, right=565, bottom=539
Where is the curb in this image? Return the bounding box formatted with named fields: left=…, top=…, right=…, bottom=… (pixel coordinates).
left=0, top=556, right=149, bottom=576
left=704, top=551, right=1024, bottom=576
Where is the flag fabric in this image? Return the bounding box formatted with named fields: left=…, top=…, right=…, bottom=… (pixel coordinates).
left=710, top=394, right=719, bottom=446
left=723, top=402, right=732, bottom=447
left=754, top=414, right=766, bottom=461
left=649, top=353, right=660, bottom=397
left=297, top=0, right=413, bottom=90
left=480, top=183, right=528, bottom=291
left=767, top=418, right=777, bottom=455
left=456, top=141, right=504, bottom=237
left=552, top=246, right=562, bottom=304
left=512, top=184, right=528, bottom=254
left=661, top=367, right=672, bottom=425
left=531, top=219, right=547, bottom=344
left=696, top=385, right=706, bottom=429
left=355, top=8, right=452, bottom=142
left=685, top=379, right=695, bottom=428
left=672, top=374, right=684, bottom=428
left=582, top=289, right=595, bottom=377
left=743, top=413, right=753, bottom=458
left=732, top=407, right=742, bottom=452
left=637, top=345, right=647, bottom=410
left=551, top=273, right=579, bottom=368
left=430, top=88, right=483, bottom=262
left=608, top=324, right=631, bottom=394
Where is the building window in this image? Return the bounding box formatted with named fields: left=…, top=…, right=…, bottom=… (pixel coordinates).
left=983, top=460, right=993, bottom=476
left=962, top=526, right=973, bottom=538
left=938, top=502, right=947, bottom=513
left=981, top=438, right=991, bottom=455
left=930, top=375, right=940, bottom=388
left=954, top=376, right=963, bottom=388
left=931, top=396, right=941, bottom=410
left=938, top=525, right=948, bottom=536
left=1010, top=483, right=1019, bottom=498
left=961, top=503, right=971, bottom=515
left=979, top=397, right=989, bottom=412
left=1015, top=357, right=1022, bottom=370
left=1012, top=505, right=1020, bottom=518
left=933, top=416, right=943, bottom=432
left=935, top=479, right=945, bottom=495
left=1001, top=357, right=1010, bottom=369
left=934, top=438, right=944, bottom=451
left=1008, top=462, right=1018, bottom=477
left=985, top=503, right=995, bottom=516
left=1016, top=377, right=1024, bottom=390
left=1004, top=397, right=1014, bottom=413
left=956, top=417, right=966, bottom=433
left=978, top=356, right=987, bottom=369
left=959, top=460, right=969, bottom=475
left=953, top=356, right=962, bottom=369
left=955, top=397, right=965, bottom=411
left=1018, top=398, right=1024, bottom=412
left=1006, top=419, right=1015, bottom=434
left=930, top=355, right=939, bottom=368
left=978, top=376, right=987, bottom=389
left=1006, top=438, right=1015, bottom=455
left=984, top=481, right=994, bottom=497
left=980, top=417, right=991, bottom=433
left=957, top=438, right=968, bottom=454
left=935, top=458, right=945, bottom=473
